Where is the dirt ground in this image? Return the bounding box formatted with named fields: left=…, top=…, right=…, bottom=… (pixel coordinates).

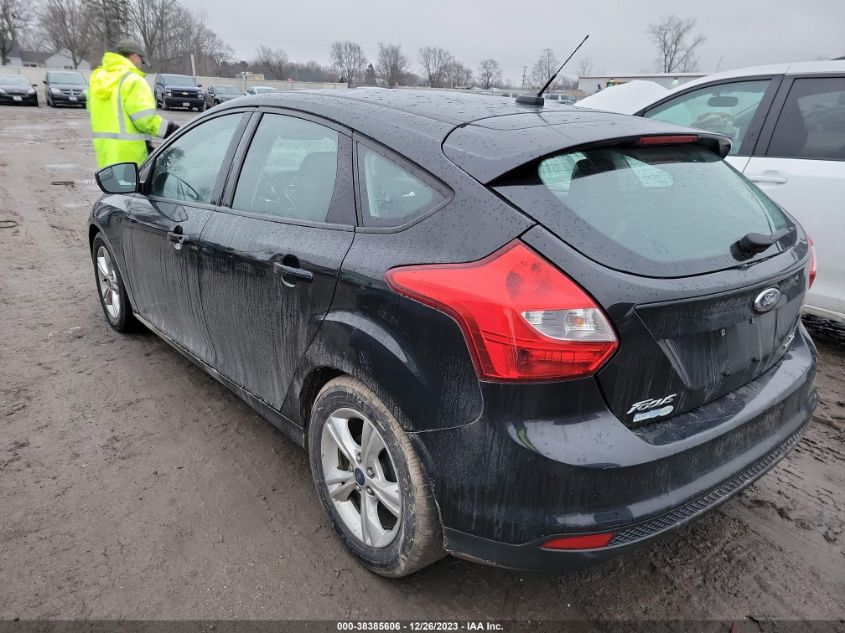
left=0, top=105, right=844, bottom=622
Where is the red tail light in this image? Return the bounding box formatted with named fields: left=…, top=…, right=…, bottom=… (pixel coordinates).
left=542, top=532, right=615, bottom=550
left=809, top=237, right=817, bottom=288
left=385, top=241, right=618, bottom=382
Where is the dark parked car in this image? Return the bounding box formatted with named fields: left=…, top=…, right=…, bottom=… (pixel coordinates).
left=154, top=73, right=205, bottom=111
left=205, top=84, right=242, bottom=108
left=44, top=70, right=86, bottom=107
left=88, top=89, right=817, bottom=577
left=0, top=74, right=38, bottom=106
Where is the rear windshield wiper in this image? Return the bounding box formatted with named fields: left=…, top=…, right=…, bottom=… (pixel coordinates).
left=735, top=227, right=793, bottom=256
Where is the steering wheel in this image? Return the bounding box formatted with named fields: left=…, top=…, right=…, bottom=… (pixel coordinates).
left=171, top=175, right=200, bottom=201
left=253, top=173, right=297, bottom=212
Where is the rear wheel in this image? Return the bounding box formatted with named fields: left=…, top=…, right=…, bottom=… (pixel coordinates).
left=91, top=234, right=136, bottom=332
left=308, top=376, right=444, bottom=577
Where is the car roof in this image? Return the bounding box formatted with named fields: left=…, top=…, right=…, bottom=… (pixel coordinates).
left=215, top=88, right=724, bottom=182
left=663, top=60, right=845, bottom=94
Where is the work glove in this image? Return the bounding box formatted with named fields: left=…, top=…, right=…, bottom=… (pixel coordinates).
left=164, top=121, right=180, bottom=138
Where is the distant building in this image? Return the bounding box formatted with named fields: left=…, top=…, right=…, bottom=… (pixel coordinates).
left=578, top=73, right=706, bottom=94
left=3, top=43, right=91, bottom=70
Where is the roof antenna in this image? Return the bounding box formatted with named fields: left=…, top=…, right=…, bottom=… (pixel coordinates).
left=516, top=34, right=590, bottom=107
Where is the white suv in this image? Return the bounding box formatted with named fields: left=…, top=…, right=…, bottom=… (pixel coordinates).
left=578, top=61, right=845, bottom=325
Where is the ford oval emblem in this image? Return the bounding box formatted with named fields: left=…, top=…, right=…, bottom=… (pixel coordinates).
left=753, top=287, right=781, bottom=313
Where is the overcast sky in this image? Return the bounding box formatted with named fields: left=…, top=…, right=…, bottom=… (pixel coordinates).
left=185, top=0, right=845, bottom=83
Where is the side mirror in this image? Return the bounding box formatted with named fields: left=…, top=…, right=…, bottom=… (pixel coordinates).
left=96, top=162, right=139, bottom=194
left=197, top=83, right=203, bottom=88
left=32, top=84, right=37, bottom=88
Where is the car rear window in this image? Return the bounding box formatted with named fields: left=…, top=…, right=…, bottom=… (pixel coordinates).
left=495, top=144, right=794, bottom=277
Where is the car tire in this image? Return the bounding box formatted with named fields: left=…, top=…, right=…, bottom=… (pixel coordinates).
left=198, top=103, right=206, bottom=112
left=91, top=234, right=136, bottom=333
left=308, top=376, right=444, bottom=578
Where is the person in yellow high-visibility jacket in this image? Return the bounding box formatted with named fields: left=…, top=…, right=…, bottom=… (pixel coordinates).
left=88, top=39, right=179, bottom=168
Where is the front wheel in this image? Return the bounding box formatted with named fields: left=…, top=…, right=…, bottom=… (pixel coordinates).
left=308, top=376, right=444, bottom=577
left=91, top=234, right=136, bottom=332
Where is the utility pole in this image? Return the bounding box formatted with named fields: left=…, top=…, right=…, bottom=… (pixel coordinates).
left=520, top=66, right=527, bottom=94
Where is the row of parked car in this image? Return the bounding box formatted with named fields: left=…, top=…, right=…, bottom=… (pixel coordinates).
left=0, top=71, right=87, bottom=107
left=0, top=70, right=280, bottom=110
left=153, top=74, right=280, bottom=111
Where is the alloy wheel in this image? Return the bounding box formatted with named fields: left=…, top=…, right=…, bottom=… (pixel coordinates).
left=96, top=245, right=121, bottom=321
left=320, top=407, right=402, bottom=549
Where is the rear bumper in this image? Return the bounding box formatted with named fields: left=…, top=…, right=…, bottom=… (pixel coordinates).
left=443, top=421, right=809, bottom=571
left=411, top=325, right=817, bottom=571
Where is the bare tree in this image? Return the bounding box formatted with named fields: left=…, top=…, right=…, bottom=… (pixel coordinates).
left=182, top=11, right=232, bottom=76
left=648, top=15, right=706, bottom=73
left=255, top=45, right=288, bottom=80
left=126, top=0, right=177, bottom=69
left=477, top=58, right=502, bottom=90
left=419, top=46, right=452, bottom=88
left=123, top=0, right=231, bottom=74
left=330, top=40, right=366, bottom=87
left=0, top=0, right=31, bottom=65
left=445, top=59, right=472, bottom=88
left=530, top=48, right=558, bottom=91
left=287, top=60, right=334, bottom=83
left=38, top=0, right=94, bottom=68
left=376, top=42, right=408, bottom=87
left=86, top=0, right=130, bottom=60
left=576, top=56, right=592, bottom=77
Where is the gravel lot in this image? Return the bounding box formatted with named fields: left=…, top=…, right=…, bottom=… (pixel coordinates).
left=0, top=105, right=843, bottom=622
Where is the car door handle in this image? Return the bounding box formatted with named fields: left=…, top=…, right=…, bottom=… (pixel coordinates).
left=747, top=173, right=788, bottom=185
left=167, top=231, right=188, bottom=244
left=274, top=261, right=314, bottom=283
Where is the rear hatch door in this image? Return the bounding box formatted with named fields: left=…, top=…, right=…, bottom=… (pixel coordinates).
left=445, top=114, right=810, bottom=426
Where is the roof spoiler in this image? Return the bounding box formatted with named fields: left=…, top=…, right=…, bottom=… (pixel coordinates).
left=486, top=132, right=732, bottom=186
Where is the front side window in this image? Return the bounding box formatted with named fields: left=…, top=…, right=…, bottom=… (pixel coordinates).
left=233, top=114, right=339, bottom=222
left=150, top=113, right=244, bottom=203
left=767, top=77, right=845, bottom=160
left=644, top=80, right=771, bottom=155
left=358, top=146, right=445, bottom=227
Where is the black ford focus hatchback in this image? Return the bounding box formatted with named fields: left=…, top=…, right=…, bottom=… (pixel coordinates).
left=88, top=89, right=817, bottom=576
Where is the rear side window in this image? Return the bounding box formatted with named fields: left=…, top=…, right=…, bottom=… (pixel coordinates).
left=358, top=145, right=445, bottom=227
left=495, top=144, right=793, bottom=277
left=233, top=114, right=339, bottom=222
left=767, top=77, right=845, bottom=160
left=644, top=80, right=770, bottom=155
